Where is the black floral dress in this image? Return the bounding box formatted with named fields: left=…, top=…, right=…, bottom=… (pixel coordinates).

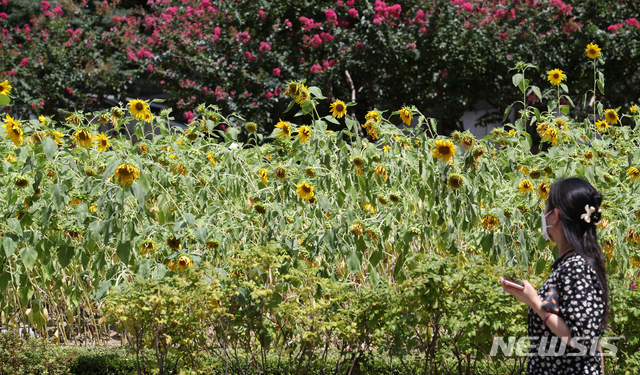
left=526, top=251, right=605, bottom=374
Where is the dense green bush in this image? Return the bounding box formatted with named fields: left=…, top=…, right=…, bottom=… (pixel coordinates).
left=0, top=330, right=72, bottom=375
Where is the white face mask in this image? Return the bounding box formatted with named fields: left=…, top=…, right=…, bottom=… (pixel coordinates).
left=541, top=210, right=554, bottom=241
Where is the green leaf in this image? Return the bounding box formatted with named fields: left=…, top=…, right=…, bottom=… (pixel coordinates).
left=94, top=280, right=112, bottom=301
left=531, top=86, right=542, bottom=101
left=3, top=236, right=17, bottom=257
left=42, top=137, right=57, bottom=161
left=512, top=73, right=524, bottom=88
left=7, top=218, right=22, bottom=236
left=116, top=241, right=131, bottom=264
left=308, top=86, right=326, bottom=100
left=130, top=183, right=146, bottom=211
left=283, top=99, right=296, bottom=114
left=560, top=105, right=570, bottom=115
left=20, top=246, right=38, bottom=271
left=503, top=104, right=513, bottom=122
left=346, top=250, right=362, bottom=273
left=597, top=80, right=605, bottom=95
left=559, top=83, right=568, bottom=94
left=369, top=250, right=383, bottom=267
left=0, top=94, right=10, bottom=105
left=300, top=100, right=314, bottom=114
left=57, top=242, right=74, bottom=268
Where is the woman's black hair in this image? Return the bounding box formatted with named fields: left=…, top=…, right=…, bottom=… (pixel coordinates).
left=547, top=177, right=609, bottom=331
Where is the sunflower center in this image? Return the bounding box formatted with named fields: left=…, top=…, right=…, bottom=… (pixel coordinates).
left=438, top=146, right=451, bottom=155
left=553, top=73, right=560, bottom=80
left=336, top=104, right=345, bottom=112
left=135, top=102, right=144, bottom=111
left=302, top=185, right=311, bottom=193
left=79, top=132, right=89, bottom=140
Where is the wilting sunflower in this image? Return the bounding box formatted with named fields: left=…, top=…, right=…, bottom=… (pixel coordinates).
left=296, top=181, right=314, bottom=201
left=354, top=166, right=364, bottom=175
left=604, top=109, right=619, bottom=125
left=2, top=114, right=23, bottom=146
left=365, top=110, right=380, bottom=123
left=177, top=255, right=193, bottom=270
left=274, top=119, right=291, bottom=138
left=583, top=150, right=594, bottom=161
left=140, top=241, right=157, bottom=255
left=350, top=221, right=364, bottom=236
left=545, top=127, right=558, bottom=146
left=66, top=114, right=82, bottom=126
left=95, top=132, right=110, bottom=152
left=254, top=203, right=266, bottom=214
left=482, top=215, right=499, bottom=231
left=0, top=80, right=11, bottom=95
left=374, top=164, right=388, bottom=181
left=295, top=84, right=310, bottom=104
left=305, top=167, right=316, bottom=177
left=377, top=194, right=387, bottom=205
left=5, top=153, right=16, bottom=162
left=518, top=179, right=534, bottom=194
left=73, top=129, right=93, bottom=148
left=399, top=106, right=412, bottom=125
left=473, top=146, right=485, bottom=159
left=447, top=173, right=464, bottom=189
left=595, top=120, right=608, bottom=133
left=461, top=135, right=475, bottom=151
left=366, top=122, right=379, bottom=140
left=547, top=69, right=566, bottom=86
left=537, top=181, right=550, bottom=200
left=383, top=145, right=391, bottom=152
left=431, top=139, right=455, bottom=162
left=529, top=169, right=541, bottom=179
left=114, top=163, right=140, bottom=187
left=297, top=125, right=311, bottom=143
left=352, top=156, right=365, bottom=167
left=274, top=166, right=286, bottom=179
left=330, top=100, right=347, bottom=119
left=555, top=119, right=568, bottom=129
left=166, top=260, right=177, bottom=271
left=128, top=99, right=150, bottom=120
left=206, top=152, right=215, bottom=166
left=258, top=168, right=268, bottom=184
left=627, top=166, right=640, bottom=182
left=15, top=177, right=29, bottom=188
left=98, top=113, right=110, bottom=125
left=585, top=43, right=601, bottom=59
left=167, top=236, right=181, bottom=250
left=389, top=193, right=400, bottom=203
left=284, top=81, right=301, bottom=99
left=173, top=163, right=186, bottom=176
left=138, top=143, right=148, bottom=154
left=363, top=203, right=376, bottom=214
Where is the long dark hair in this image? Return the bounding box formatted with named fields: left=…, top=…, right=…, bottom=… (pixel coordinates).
left=547, top=177, right=609, bottom=331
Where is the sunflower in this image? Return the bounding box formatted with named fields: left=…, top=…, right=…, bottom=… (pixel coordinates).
left=167, top=236, right=181, bottom=250
left=73, top=129, right=93, bottom=148
left=604, top=109, right=619, bottom=125
left=350, top=221, right=364, bottom=236
left=95, top=132, right=110, bottom=152
left=204, top=152, right=215, bottom=166
left=583, top=150, right=594, bottom=160
left=330, top=100, right=347, bottom=119
left=305, top=167, right=316, bottom=177
left=377, top=194, right=387, bottom=205
left=545, top=127, right=558, bottom=146
left=284, top=81, right=301, bottom=98
left=177, top=255, right=193, bottom=270
left=114, top=163, right=140, bottom=186
left=374, top=164, right=388, bottom=181
left=431, top=139, right=455, bottom=162
left=598, top=217, right=610, bottom=230
left=537, top=181, right=550, bottom=200
left=0, top=80, right=11, bottom=95
left=258, top=168, right=268, bottom=184
left=254, top=203, right=266, bottom=214
left=98, top=113, right=109, bottom=125
left=473, top=146, right=485, bottom=159
left=627, top=166, right=640, bottom=182
left=297, top=125, right=311, bottom=144
left=389, top=193, right=400, bottom=203
left=555, top=119, right=568, bottom=129
left=296, top=181, right=314, bottom=201
left=364, top=203, right=376, bottom=214
left=365, top=110, right=380, bottom=123
left=631, top=106, right=638, bottom=114
left=354, top=166, right=364, bottom=175
left=245, top=122, right=257, bottom=133
left=2, top=114, right=23, bottom=146
left=274, top=119, right=291, bottom=138
left=166, top=260, right=177, bottom=271
left=295, top=84, right=310, bottom=104
left=352, top=156, right=365, bottom=167
left=140, top=241, right=157, bottom=255
left=447, top=173, right=464, bottom=189
left=139, top=143, right=148, bottom=154
left=15, top=177, right=29, bottom=188
left=66, top=114, right=82, bottom=126
left=383, top=145, right=391, bottom=152
left=173, top=163, right=186, bottom=176
left=518, top=179, right=534, bottom=194
left=399, top=106, right=412, bottom=125
left=206, top=239, right=220, bottom=249
left=585, top=43, right=601, bottom=59
left=547, top=69, right=566, bottom=86
left=89, top=204, right=98, bottom=212
left=461, top=135, right=475, bottom=151
left=366, top=122, right=379, bottom=140
left=594, top=120, right=608, bottom=133
left=5, top=153, right=16, bottom=162
left=128, top=99, right=150, bottom=120
left=482, top=215, right=499, bottom=231
left=274, top=166, right=286, bottom=179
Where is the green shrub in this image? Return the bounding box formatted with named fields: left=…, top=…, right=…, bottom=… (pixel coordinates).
left=0, top=330, right=71, bottom=375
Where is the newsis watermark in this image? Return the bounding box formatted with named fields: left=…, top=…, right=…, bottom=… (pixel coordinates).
left=489, top=336, right=622, bottom=357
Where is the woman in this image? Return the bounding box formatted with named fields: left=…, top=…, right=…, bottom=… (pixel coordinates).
left=499, top=177, right=609, bottom=374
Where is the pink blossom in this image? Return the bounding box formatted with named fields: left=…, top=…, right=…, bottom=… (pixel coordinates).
left=259, top=41, right=271, bottom=52
left=252, top=102, right=258, bottom=108
left=420, top=27, right=427, bottom=34
left=212, top=26, right=221, bottom=41
left=414, top=9, right=427, bottom=25
left=320, top=32, right=334, bottom=42
left=310, top=64, right=322, bottom=74
left=465, top=23, right=474, bottom=29
left=337, top=0, right=343, bottom=5
left=299, top=16, right=321, bottom=31
left=0, top=12, right=7, bottom=19
left=66, top=87, right=74, bottom=96
left=407, top=42, right=416, bottom=50
left=41, top=1, right=50, bottom=11
left=348, top=8, right=358, bottom=18
left=631, top=283, right=637, bottom=290
left=258, top=9, right=265, bottom=19
left=272, top=67, right=281, bottom=77
left=183, top=111, right=195, bottom=123
left=607, top=23, right=623, bottom=34
left=451, top=0, right=464, bottom=5
left=462, top=2, right=473, bottom=12
left=285, top=19, right=292, bottom=27
left=7, top=70, right=16, bottom=76
left=40, top=101, right=45, bottom=106
left=354, top=42, right=365, bottom=51
left=236, top=31, right=251, bottom=43
left=310, top=34, right=323, bottom=48
left=499, top=32, right=508, bottom=41
left=373, top=14, right=384, bottom=25
left=160, top=80, right=165, bottom=85
left=147, top=64, right=154, bottom=72
left=494, top=8, right=506, bottom=18
left=347, top=0, right=355, bottom=5
left=265, top=92, right=273, bottom=99
left=19, top=58, right=28, bottom=68
left=387, top=4, right=401, bottom=18
left=127, top=51, right=136, bottom=61
left=52, top=3, right=63, bottom=16
left=215, top=86, right=227, bottom=100
left=625, top=18, right=640, bottom=29
left=325, top=9, right=338, bottom=25
left=274, top=88, right=283, bottom=96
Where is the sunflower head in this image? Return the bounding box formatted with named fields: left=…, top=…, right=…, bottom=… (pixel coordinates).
left=66, top=114, right=83, bottom=126
left=352, top=156, right=365, bottom=167
left=473, top=146, right=485, bottom=159
left=482, top=215, right=499, bottom=231
left=389, top=193, right=400, bottom=203
left=246, top=122, right=257, bottom=133
left=330, top=100, right=347, bottom=119
left=374, top=164, right=388, bottom=181
left=305, top=167, right=316, bottom=178
left=140, top=241, right=158, bottom=255
left=627, top=166, right=640, bottom=182
left=631, top=106, right=639, bottom=114
left=254, top=203, right=266, bottom=214
left=95, top=132, right=110, bottom=152
left=365, top=110, right=380, bottom=123
left=537, top=181, right=550, bottom=200
left=258, top=168, right=268, bottom=184
left=447, top=173, right=464, bottom=189
left=547, top=68, right=566, bottom=86
left=206, top=239, right=220, bottom=249
left=585, top=43, right=601, bottom=59
left=167, top=236, right=181, bottom=250
left=350, top=221, right=365, bottom=236
left=583, top=150, right=594, bottom=160
left=296, top=181, right=314, bottom=201
left=461, top=135, right=475, bottom=151
left=73, top=129, right=94, bottom=148
left=377, top=194, right=387, bottom=205
left=15, top=177, right=29, bottom=188
left=274, top=119, right=291, bottom=138
left=284, top=81, right=301, bottom=98
left=5, top=153, right=16, bottom=162
left=297, top=125, right=312, bottom=144
left=114, top=163, right=141, bottom=187
left=274, top=166, right=286, bottom=180
left=0, top=80, right=12, bottom=95
left=518, top=179, right=534, bottom=194
left=529, top=169, right=541, bottom=179
left=177, top=255, right=193, bottom=270
left=128, top=99, right=150, bottom=120
left=85, top=167, right=96, bottom=177
left=604, top=109, right=619, bottom=125
left=432, top=139, right=456, bottom=162
left=399, top=106, right=412, bottom=125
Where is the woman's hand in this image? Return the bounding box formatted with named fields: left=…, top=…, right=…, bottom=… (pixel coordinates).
left=499, top=276, right=541, bottom=309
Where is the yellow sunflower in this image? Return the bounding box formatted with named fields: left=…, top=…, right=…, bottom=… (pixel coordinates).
left=383, top=145, right=391, bottom=152
left=297, top=125, right=311, bottom=144
left=518, top=180, right=534, bottom=194
left=114, top=163, right=140, bottom=187
left=604, top=109, right=619, bottom=125
left=545, top=127, right=558, bottom=146
left=482, top=215, right=499, bottom=231
left=366, top=122, right=379, bottom=140
left=448, top=173, right=464, bottom=189
left=585, top=43, right=601, bottom=59
left=537, top=181, right=550, bottom=200
left=350, top=221, right=364, bottom=236
left=46, top=130, right=64, bottom=145
left=5, top=153, right=16, bottom=162
left=595, top=120, right=608, bottom=133
left=364, top=203, right=376, bottom=214
left=274, top=119, right=291, bottom=138
left=128, top=99, right=150, bottom=120
left=95, top=132, right=110, bottom=152
left=206, top=152, right=215, bottom=166
left=461, top=135, right=475, bottom=151
left=296, top=181, right=314, bottom=201
left=627, top=166, right=640, bottom=182
left=177, top=255, right=193, bottom=270
left=431, top=139, right=455, bottom=162
left=258, top=168, right=268, bottom=184
left=631, top=106, right=638, bottom=114
left=140, top=241, right=157, bottom=255
left=330, top=100, right=347, bottom=119
left=2, top=114, right=23, bottom=146
left=399, top=106, right=412, bottom=125
left=0, top=80, right=12, bottom=95
left=365, top=110, right=380, bottom=123
left=284, top=81, right=301, bottom=98
left=73, top=129, right=93, bottom=148
left=374, top=164, right=388, bottom=181
left=295, top=84, right=310, bottom=104
left=66, top=114, right=82, bottom=126
left=547, top=69, right=566, bottom=86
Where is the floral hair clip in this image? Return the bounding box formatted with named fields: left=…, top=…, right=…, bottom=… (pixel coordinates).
left=580, top=204, right=602, bottom=224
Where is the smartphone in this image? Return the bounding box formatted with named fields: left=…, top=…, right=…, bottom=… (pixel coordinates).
left=503, top=275, right=525, bottom=290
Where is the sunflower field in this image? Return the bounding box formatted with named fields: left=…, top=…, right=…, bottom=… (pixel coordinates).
left=1, top=48, right=640, bottom=373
